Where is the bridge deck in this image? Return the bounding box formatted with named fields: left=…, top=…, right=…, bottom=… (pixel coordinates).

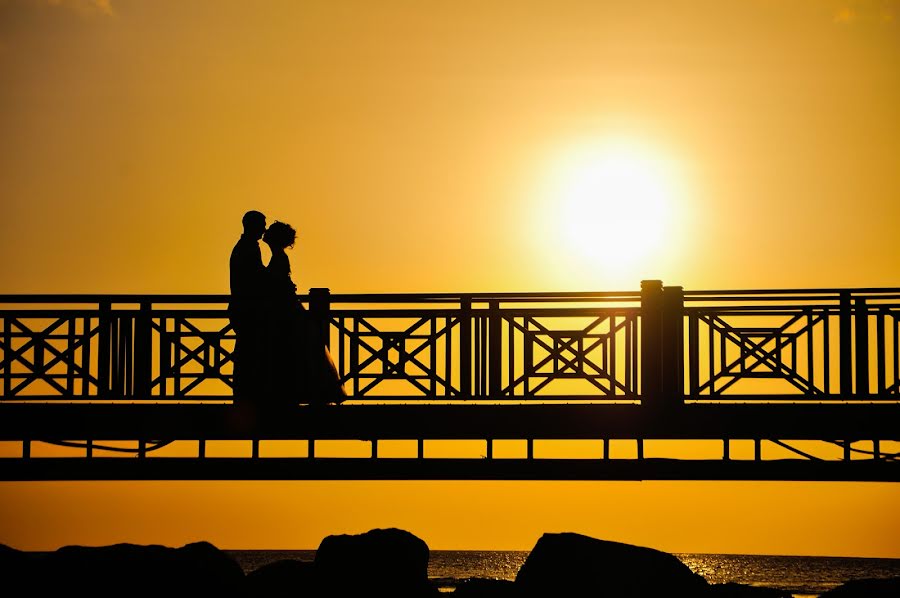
left=1, top=403, right=897, bottom=482
left=1, top=403, right=898, bottom=440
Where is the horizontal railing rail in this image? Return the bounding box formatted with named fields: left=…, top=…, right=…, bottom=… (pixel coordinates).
left=1, top=283, right=898, bottom=405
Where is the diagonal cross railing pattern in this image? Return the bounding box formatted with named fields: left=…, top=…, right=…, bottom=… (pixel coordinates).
left=690, top=309, right=833, bottom=396
left=498, top=309, right=639, bottom=399
left=1, top=314, right=101, bottom=397
left=331, top=311, right=463, bottom=397
left=683, top=288, right=900, bottom=403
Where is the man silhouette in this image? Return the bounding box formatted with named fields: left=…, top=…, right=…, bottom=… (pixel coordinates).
left=229, top=210, right=268, bottom=403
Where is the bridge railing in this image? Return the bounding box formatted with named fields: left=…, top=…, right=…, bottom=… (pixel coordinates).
left=1, top=283, right=898, bottom=404
left=679, top=287, right=900, bottom=403
left=324, top=290, right=641, bottom=402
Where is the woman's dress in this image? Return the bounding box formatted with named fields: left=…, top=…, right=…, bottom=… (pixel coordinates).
left=266, top=251, right=346, bottom=406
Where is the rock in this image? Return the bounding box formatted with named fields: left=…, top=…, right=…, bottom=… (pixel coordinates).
left=0, top=544, right=38, bottom=587
left=246, top=559, right=316, bottom=597
left=453, top=577, right=519, bottom=597
left=314, top=527, right=437, bottom=597
left=37, top=541, right=246, bottom=596
left=515, top=532, right=709, bottom=597
left=819, top=577, right=900, bottom=597
left=707, top=582, right=794, bottom=597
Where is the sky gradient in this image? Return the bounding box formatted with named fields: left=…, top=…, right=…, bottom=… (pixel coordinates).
left=1, top=0, right=899, bottom=556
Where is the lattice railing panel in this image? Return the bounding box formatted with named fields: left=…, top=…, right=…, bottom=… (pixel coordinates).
left=497, top=310, right=639, bottom=399
left=330, top=313, right=461, bottom=398
left=687, top=308, right=837, bottom=397
left=150, top=314, right=235, bottom=397
left=1, top=314, right=101, bottom=398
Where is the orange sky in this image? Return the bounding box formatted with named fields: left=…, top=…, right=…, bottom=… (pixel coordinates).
left=1, top=0, right=899, bottom=556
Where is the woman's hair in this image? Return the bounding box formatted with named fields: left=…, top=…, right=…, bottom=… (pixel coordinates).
left=266, top=221, right=297, bottom=249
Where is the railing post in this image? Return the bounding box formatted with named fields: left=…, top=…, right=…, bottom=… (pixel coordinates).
left=640, top=280, right=663, bottom=407
left=876, top=307, right=886, bottom=394
left=309, top=288, right=332, bottom=404
left=309, top=288, right=331, bottom=349
left=661, top=285, right=685, bottom=407
left=839, top=292, right=853, bottom=397
left=854, top=297, right=869, bottom=397
left=3, top=314, right=11, bottom=397
left=688, top=305, right=699, bottom=398
left=489, top=300, right=501, bottom=398
left=133, top=301, right=152, bottom=399
left=98, top=301, right=111, bottom=399
left=460, top=296, right=472, bottom=399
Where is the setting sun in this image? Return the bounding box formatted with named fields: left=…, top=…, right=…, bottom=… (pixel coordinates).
left=533, top=139, right=686, bottom=285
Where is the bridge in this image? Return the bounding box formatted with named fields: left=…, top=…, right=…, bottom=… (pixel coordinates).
left=1, top=281, right=898, bottom=482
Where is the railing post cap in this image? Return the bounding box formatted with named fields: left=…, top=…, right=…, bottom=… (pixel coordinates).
left=641, top=280, right=663, bottom=291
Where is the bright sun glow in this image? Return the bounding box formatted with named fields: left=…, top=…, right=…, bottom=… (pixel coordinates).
left=534, top=138, right=684, bottom=285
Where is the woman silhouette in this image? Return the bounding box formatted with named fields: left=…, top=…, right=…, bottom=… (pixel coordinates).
left=263, top=221, right=346, bottom=406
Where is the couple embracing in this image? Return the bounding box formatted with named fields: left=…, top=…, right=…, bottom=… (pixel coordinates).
left=228, top=210, right=346, bottom=409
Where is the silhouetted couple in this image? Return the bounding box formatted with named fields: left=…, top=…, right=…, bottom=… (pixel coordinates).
left=229, top=210, right=346, bottom=410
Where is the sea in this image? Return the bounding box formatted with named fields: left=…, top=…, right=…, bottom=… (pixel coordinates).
left=226, top=549, right=900, bottom=597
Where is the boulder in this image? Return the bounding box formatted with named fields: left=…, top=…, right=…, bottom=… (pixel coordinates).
left=314, top=527, right=437, bottom=597
left=819, top=577, right=900, bottom=597
left=0, top=544, right=39, bottom=588
left=37, top=541, right=246, bottom=596
left=453, top=577, right=519, bottom=597
left=246, top=559, right=316, bottom=597
left=515, top=532, right=709, bottom=597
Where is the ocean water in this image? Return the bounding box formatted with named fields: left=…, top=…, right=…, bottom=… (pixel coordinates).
left=226, top=549, right=900, bottom=596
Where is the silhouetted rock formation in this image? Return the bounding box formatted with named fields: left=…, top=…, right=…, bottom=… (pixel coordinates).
left=453, top=577, right=518, bottom=596
left=707, top=582, right=794, bottom=597
left=5, top=533, right=894, bottom=598
left=314, top=527, right=438, bottom=597
left=819, top=577, right=900, bottom=597
left=0, top=543, right=37, bottom=588
left=515, top=532, right=709, bottom=597
left=246, top=558, right=316, bottom=597
left=0, top=541, right=244, bottom=596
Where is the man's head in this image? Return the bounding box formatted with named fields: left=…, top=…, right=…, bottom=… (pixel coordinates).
left=242, top=210, right=267, bottom=240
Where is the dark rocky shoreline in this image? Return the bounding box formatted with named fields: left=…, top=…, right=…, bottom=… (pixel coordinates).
left=2, top=529, right=898, bottom=597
